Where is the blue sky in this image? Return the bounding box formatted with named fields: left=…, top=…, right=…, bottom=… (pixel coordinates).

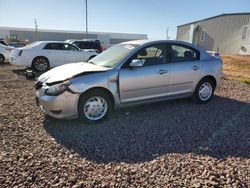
left=0, top=0, right=249, bottom=39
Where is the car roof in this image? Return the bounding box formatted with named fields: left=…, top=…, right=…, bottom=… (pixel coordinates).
left=122, top=39, right=196, bottom=46
left=70, top=40, right=98, bottom=43
left=35, top=41, right=68, bottom=44
left=121, top=39, right=213, bottom=60
left=123, top=39, right=207, bottom=51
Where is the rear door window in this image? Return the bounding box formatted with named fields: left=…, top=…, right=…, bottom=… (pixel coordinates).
left=83, top=41, right=94, bottom=49
left=170, top=44, right=200, bottom=63
left=63, top=43, right=79, bottom=51
left=44, top=43, right=64, bottom=50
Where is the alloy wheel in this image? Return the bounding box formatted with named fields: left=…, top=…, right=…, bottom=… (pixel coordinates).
left=34, top=58, right=48, bottom=72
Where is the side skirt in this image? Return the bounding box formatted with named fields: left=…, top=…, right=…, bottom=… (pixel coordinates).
left=120, top=92, right=193, bottom=107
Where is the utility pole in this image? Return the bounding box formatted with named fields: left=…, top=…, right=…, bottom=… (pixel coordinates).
left=85, top=0, right=88, bottom=39
left=166, top=27, right=170, bottom=40
left=34, top=19, right=38, bottom=41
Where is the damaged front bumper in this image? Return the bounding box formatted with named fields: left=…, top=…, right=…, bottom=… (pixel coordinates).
left=35, top=81, right=80, bottom=119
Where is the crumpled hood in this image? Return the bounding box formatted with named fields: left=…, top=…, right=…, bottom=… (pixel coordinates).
left=38, top=62, right=109, bottom=83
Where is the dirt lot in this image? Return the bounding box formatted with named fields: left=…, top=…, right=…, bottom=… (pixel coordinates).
left=222, top=55, right=250, bottom=83
left=0, top=60, right=250, bottom=187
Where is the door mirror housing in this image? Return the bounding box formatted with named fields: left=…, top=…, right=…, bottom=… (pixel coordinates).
left=129, top=59, right=144, bottom=67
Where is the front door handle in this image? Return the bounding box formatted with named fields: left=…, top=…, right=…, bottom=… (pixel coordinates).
left=192, top=66, right=200, bottom=71
left=158, top=69, right=168, bottom=75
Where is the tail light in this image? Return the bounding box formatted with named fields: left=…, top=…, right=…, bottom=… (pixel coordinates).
left=18, top=50, right=23, bottom=56
left=7, top=49, right=13, bottom=53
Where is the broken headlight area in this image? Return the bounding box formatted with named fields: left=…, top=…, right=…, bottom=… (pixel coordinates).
left=45, top=82, right=74, bottom=96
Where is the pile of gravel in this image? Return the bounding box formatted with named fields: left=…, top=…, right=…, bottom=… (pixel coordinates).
left=0, top=65, right=249, bottom=187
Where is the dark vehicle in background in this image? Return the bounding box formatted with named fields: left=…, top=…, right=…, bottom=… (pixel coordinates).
left=0, top=38, right=27, bottom=48
left=0, top=39, right=9, bottom=46
left=66, top=39, right=102, bottom=53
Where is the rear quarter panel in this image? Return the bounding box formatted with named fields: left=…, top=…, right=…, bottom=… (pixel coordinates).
left=198, top=58, right=223, bottom=87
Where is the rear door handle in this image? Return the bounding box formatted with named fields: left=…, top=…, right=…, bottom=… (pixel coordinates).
left=192, top=66, right=200, bottom=71
left=158, top=69, right=168, bottom=75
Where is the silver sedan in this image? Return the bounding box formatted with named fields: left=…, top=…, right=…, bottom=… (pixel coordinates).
left=36, top=40, right=223, bottom=123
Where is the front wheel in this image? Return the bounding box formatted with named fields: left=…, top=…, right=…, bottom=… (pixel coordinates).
left=192, top=78, right=215, bottom=104
left=78, top=90, right=112, bottom=123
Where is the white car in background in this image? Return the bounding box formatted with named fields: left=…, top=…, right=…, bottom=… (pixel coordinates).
left=10, top=41, right=98, bottom=71
left=0, top=44, right=15, bottom=64
left=207, top=51, right=220, bottom=58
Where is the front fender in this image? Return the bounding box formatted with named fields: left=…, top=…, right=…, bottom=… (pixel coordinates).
left=69, top=69, right=121, bottom=108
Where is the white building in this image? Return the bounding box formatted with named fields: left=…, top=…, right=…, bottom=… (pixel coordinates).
left=0, top=27, right=148, bottom=48
left=177, top=13, right=250, bottom=55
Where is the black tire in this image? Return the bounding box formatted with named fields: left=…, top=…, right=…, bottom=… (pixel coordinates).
left=32, top=57, right=49, bottom=72
left=88, top=55, right=96, bottom=61
left=192, top=77, right=215, bottom=104
left=78, top=89, right=112, bottom=124
left=0, top=54, right=5, bottom=64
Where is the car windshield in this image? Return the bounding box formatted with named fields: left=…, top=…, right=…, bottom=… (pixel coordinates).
left=89, top=43, right=139, bottom=67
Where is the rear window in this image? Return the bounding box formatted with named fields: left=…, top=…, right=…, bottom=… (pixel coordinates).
left=44, top=43, right=63, bottom=50
left=24, top=42, right=41, bottom=48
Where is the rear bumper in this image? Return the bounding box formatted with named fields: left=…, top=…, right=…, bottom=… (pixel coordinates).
left=215, top=72, right=224, bottom=86
left=10, top=56, right=31, bottom=67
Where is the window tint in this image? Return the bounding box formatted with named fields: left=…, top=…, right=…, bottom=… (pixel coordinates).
left=63, top=44, right=79, bottom=51
left=73, top=41, right=81, bottom=48
left=84, top=42, right=93, bottom=48
left=73, top=41, right=100, bottom=50
left=80, top=41, right=92, bottom=49
left=170, top=44, right=199, bottom=62
left=133, top=45, right=165, bottom=66
left=44, top=43, right=64, bottom=50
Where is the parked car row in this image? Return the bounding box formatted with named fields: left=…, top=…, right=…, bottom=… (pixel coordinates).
left=10, top=41, right=98, bottom=71
left=35, top=40, right=224, bottom=123
left=1, top=38, right=224, bottom=123
left=1, top=39, right=102, bottom=71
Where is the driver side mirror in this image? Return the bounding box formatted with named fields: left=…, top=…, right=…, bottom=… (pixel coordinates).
left=129, top=59, right=144, bottom=67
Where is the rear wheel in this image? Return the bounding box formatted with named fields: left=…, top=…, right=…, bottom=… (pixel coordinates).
left=0, top=54, right=5, bottom=64
left=32, top=57, right=49, bottom=72
left=78, top=90, right=112, bottom=124
left=192, top=78, right=215, bottom=104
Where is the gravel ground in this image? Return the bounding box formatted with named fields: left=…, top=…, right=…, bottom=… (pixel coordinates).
left=0, top=64, right=250, bottom=187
